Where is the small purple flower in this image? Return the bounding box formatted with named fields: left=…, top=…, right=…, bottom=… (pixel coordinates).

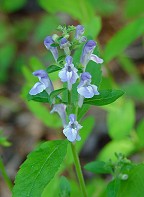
left=77, top=72, right=99, bottom=107
left=59, top=56, right=79, bottom=90
left=80, top=40, right=103, bottom=70
left=51, top=104, right=67, bottom=127
left=29, top=70, right=54, bottom=95
left=75, top=25, right=84, bottom=40
left=60, top=38, right=71, bottom=55
left=63, top=114, right=82, bottom=142
left=44, top=36, right=58, bottom=62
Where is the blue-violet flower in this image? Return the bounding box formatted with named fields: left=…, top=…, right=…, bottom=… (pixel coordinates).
left=59, top=56, right=79, bottom=90
left=51, top=104, right=67, bottom=127
left=80, top=40, right=103, bottom=70
left=63, top=114, right=82, bottom=142
left=77, top=72, right=99, bottom=107
left=75, top=25, right=85, bottom=41
left=60, top=37, right=71, bottom=55
left=29, top=70, right=54, bottom=95
left=44, top=36, right=58, bottom=62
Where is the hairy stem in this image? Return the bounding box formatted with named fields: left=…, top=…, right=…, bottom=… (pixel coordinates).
left=71, top=143, right=88, bottom=197
left=0, top=157, right=13, bottom=191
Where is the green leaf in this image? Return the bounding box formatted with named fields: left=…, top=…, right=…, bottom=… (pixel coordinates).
left=77, top=104, right=90, bottom=121
left=0, top=137, right=11, bottom=147
left=122, top=80, right=144, bottom=101
left=136, top=119, right=144, bottom=148
left=124, top=0, right=144, bottom=18
left=85, top=161, right=112, bottom=174
left=104, top=17, right=144, bottom=63
left=30, top=56, right=44, bottom=70
left=0, top=43, right=16, bottom=83
left=0, top=0, right=27, bottom=12
left=34, top=15, right=59, bottom=43
left=50, top=88, right=66, bottom=103
left=86, top=59, right=102, bottom=87
left=118, top=55, right=139, bottom=78
left=59, top=176, right=71, bottom=197
left=25, top=100, right=62, bottom=129
left=38, top=0, right=94, bottom=23
left=84, top=90, right=124, bottom=106
left=76, top=116, right=95, bottom=152
left=107, top=100, right=135, bottom=140
left=42, top=175, right=59, bottom=197
left=107, top=179, right=121, bottom=197
left=27, top=91, right=50, bottom=103
left=57, top=55, right=65, bottom=62
left=46, top=65, right=62, bottom=74
left=117, top=164, right=144, bottom=197
left=13, top=140, right=68, bottom=197
left=98, top=139, right=135, bottom=162
left=89, top=0, right=118, bottom=16
left=84, top=16, right=102, bottom=38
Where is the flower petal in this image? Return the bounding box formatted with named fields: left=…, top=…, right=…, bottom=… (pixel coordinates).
left=59, top=69, right=68, bottom=82
left=77, top=86, right=95, bottom=98
left=29, top=82, right=46, bottom=95
left=75, top=25, right=84, bottom=40
left=90, top=54, right=104, bottom=64
left=63, top=128, right=77, bottom=142
left=91, top=85, right=100, bottom=95
left=76, top=134, right=81, bottom=141
left=51, top=104, right=67, bottom=127
left=69, top=114, right=76, bottom=123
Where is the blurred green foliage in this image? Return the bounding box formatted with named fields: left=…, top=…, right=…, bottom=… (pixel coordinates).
left=0, top=0, right=144, bottom=196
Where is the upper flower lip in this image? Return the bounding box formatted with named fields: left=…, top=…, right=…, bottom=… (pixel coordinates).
left=75, top=25, right=85, bottom=40
left=60, top=37, right=68, bottom=45
left=33, top=70, right=48, bottom=78
left=81, top=72, right=91, bottom=81
left=29, top=69, right=54, bottom=96
left=44, top=35, right=58, bottom=62
left=60, top=38, right=71, bottom=48
left=44, top=36, right=54, bottom=48
left=85, top=40, right=96, bottom=52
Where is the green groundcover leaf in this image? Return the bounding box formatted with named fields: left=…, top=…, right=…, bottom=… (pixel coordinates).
left=107, top=100, right=135, bottom=140
left=84, top=90, right=124, bottom=106
left=104, top=17, right=144, bottom=63
left=84, top=161, right=112, bottom=174
left=12, top=140, right=68, bottom=197
left=59, top=176, right=71, bottom=197
left=38, top=0, right=94, bottom=23
left=27, top=91, right=50, bottom=103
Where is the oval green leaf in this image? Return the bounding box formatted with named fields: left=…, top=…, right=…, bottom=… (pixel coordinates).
left=27, top=90, right=50, bottom=103
left=13, top=140, right=68, bottom=197
left=85, top=161, right=112, bottom=174
left=84, top=90, right=124, bottom=106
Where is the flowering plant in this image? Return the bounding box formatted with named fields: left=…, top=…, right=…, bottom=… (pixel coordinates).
left=12, top=25, right=124, bottom=197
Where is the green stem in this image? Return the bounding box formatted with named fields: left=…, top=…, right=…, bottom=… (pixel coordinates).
left=68, top=90, right=71, bottom=105
left=71, top=143, right=88, bottom=197
left=0, top=157, right=13, bottom=191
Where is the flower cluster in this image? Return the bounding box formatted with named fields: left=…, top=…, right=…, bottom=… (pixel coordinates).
left=29, top=25, right=103, bottom=143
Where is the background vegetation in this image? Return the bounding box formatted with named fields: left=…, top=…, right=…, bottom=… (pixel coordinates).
left=0, top=0, right=144, bottom=196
